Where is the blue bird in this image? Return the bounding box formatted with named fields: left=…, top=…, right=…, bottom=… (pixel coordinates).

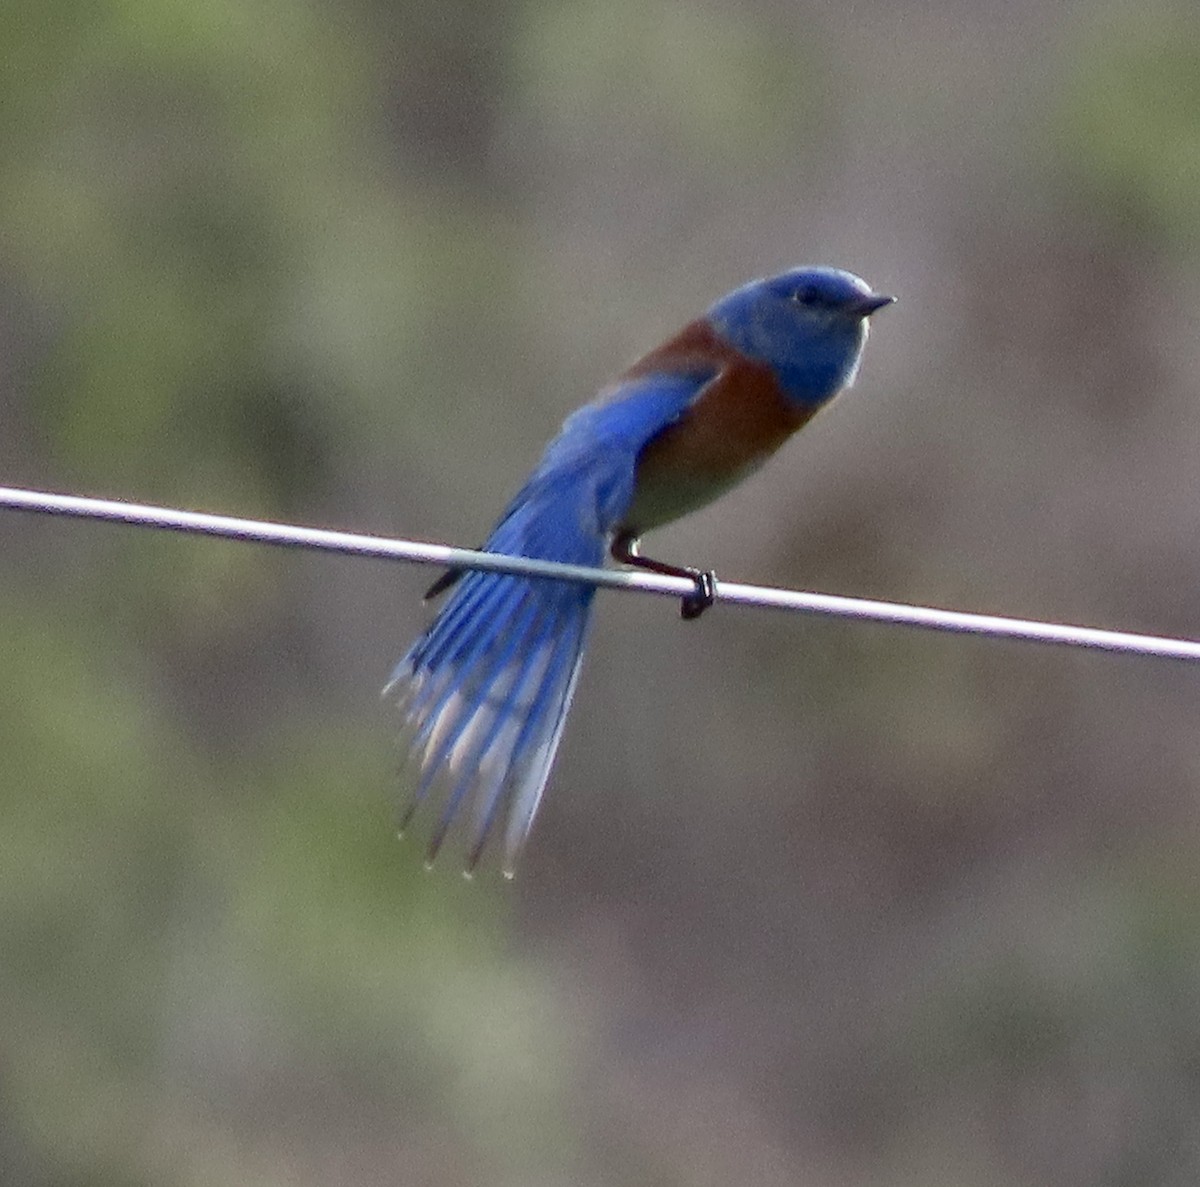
left=386, top=267, right=893, bottom=875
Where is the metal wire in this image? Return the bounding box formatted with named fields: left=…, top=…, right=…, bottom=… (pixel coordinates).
left=2, top=484, right=1199, bottom=663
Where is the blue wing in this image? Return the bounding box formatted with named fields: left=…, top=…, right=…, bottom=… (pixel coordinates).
left=386, top=370, right=713, bottom=875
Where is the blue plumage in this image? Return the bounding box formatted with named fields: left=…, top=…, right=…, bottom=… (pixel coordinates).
left=387, top=373, right=709, bottom=874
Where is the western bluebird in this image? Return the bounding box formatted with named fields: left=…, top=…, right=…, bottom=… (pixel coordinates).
left=386, top=267, right=893, bottom=875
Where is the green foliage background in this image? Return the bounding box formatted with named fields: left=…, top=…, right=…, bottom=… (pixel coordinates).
left=4, top=0, right=1200, bottom=1183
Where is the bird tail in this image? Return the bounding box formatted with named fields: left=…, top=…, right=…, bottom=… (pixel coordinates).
left=384, top=483, right=602, bottom=877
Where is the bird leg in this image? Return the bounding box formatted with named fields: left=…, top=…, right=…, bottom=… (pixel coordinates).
left=610, top=530, right=717, bottom=620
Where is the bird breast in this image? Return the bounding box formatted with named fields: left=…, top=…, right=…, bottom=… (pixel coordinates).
left=620, top=320, right=815, bottom=533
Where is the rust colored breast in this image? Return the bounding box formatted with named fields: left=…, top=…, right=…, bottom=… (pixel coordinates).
left=619, top=320, right=815, bottom=532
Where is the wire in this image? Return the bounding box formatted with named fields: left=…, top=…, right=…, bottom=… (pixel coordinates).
left=2, top=484, right=1198, bottom=663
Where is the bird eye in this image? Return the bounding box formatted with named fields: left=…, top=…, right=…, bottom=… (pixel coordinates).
left=791, top=286, right=823, bottom=307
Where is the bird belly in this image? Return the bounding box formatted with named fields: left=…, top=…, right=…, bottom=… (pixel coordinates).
left=622, top=457, right=767, bottom=532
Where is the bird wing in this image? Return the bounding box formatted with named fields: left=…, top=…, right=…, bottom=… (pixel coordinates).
left=424, top=367, right=715, bottom=599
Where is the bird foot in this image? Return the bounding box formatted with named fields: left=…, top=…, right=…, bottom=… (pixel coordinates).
left=610, top=531, right=716, bottom=620
left=681, top=569, right=716, bottom=620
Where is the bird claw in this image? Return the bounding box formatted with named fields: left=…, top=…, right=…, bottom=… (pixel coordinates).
left=681, top=569, right=716, bottom=620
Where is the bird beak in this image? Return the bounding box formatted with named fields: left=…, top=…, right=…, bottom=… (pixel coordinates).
left=854, top=293, right=895, bottom=317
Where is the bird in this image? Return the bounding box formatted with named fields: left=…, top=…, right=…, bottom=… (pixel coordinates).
left=385, top=266, right=893, bottom=877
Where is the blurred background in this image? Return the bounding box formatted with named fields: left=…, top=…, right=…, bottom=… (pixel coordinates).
left=3, top=0, right=1200, bottom=1183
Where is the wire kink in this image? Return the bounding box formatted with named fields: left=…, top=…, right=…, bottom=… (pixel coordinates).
left=2, top=484, right=1199, bottom=664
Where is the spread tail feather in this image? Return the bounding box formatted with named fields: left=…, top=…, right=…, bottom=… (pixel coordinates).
left=387, top=572, right=593, bottom=874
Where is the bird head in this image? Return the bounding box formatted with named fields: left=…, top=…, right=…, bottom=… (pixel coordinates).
left=708, top=267, right=893, bottom=407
